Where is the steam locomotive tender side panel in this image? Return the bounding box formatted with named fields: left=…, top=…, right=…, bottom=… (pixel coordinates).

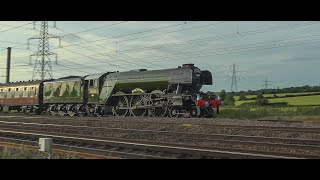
left=43, top=77, right=86, bottom=116
left=43, top=78, right=84, bottom=104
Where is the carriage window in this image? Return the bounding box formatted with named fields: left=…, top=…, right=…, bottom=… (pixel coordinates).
left=0, top=89, right=3, bottom=98
left=14, top=87, right=20, bottom=97
left=29, top=87, right=35, bottom=97
left=8, top=88, right=11, bottom=92
left=89, top=80, right=94, bottom=87
left=22, top=87, right=29, bottom=97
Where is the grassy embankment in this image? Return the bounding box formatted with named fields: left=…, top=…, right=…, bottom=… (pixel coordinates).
left=218, top=92, right=320, bottom=119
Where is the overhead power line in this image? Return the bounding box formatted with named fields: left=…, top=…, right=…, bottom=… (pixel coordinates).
left=51, top=22, right=319, bottom=67
left=115, top=21, right=320, bottom=54
left=0, top=22, right=35, bottom=33
left=61, top=21, right=222, bottom=50
left=61, top=21, right=129, bottom=36
left=38, top=22, right=225, bottom=70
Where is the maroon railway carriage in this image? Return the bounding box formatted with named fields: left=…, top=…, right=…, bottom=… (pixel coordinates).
left=0, top=80, right=44, bottom=114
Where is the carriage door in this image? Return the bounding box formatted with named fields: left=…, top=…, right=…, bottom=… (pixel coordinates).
left=83, top=80, right=89, bottom=104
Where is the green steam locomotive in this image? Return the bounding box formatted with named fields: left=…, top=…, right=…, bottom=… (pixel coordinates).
left=0, top=64, right=215, bottom=118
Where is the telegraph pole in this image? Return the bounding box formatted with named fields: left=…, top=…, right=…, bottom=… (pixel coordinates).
left=6, top=47, right=11, bottom=83
left=28, top=21, right=61, bottom=80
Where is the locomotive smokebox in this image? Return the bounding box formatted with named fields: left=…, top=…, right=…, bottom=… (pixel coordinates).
left=182, top=64, right=194, bottom=68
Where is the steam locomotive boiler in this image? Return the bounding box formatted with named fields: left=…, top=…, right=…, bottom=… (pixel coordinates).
left=100, top=63, right=214, bottom=118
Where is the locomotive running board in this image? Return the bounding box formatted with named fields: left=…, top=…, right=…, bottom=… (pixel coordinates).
left=117, top=104, right=165, bottom=110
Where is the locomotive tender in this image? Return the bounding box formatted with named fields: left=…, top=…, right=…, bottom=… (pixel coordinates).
left=0, top=64, right=219, bottom=118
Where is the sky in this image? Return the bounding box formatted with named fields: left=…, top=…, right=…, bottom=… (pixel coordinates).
left=0, top=21, right=320, bottom=92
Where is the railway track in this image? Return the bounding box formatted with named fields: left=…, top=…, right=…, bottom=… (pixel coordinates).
left=0, top=129, right=309, bottom=159
left=0, top=138, right=119, bottom=159
left=1, top=120, right=320, bottom=147
left=0, top=136, right=162, bottom=159
left=1, top=115, right=320, bottom=158
left=0, top=115, right=320, bottom=134
left=0, top=121, right=320, bottom=158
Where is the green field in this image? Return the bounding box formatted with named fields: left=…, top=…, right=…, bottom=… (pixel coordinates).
left=268, top=95, right=320, bottom=106
left=218, top=106, right=320, bottom=119
left=235, top=100, right=255, bottom=106
left=234, top=92, right=320, bottom=106
left=234, top=92, right=320, bottom=101
left=221, top=91, right=320, bottom=119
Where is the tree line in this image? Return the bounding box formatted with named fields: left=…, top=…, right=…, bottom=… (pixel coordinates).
left=205, top=84, right=320, bottom=107
left=207, top=85, right=320, bottom=97
left=233, top=85, right=320, bottom=96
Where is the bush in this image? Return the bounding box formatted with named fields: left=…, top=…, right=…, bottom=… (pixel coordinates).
left=296, top=106, right=320, bottom=116
left=255, top=94, right=269, bottom=106
left=239, top=94, right=247, bottom=101
left=224, top=95, right=236, bottom=106
left=1, top=147, right=10, bottom=159
left=256, top=98, right=269, bottom=106
left=217, top=106, right=320, bottom=119
left=238, top=102, right=257, bottom=107
left=238, top=102, right=288, bottom=108
left=219, top=90, right=226, bottom=101
left=256, top=94, right=264, bottom=99
left=268, top=102, right=288, bottom=107
left=284, top=92, right=320, bottom=98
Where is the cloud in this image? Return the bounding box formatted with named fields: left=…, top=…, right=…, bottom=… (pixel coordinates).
left=1, top=21, right=320, bottom=91
left=280, top=56, right=320, bottom=63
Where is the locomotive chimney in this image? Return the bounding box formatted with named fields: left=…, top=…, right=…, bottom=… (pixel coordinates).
left=182, top=64, right=194, bottom=68
left=6, top=47, right=11, bottom=83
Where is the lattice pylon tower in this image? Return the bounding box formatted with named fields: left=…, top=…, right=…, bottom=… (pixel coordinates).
left=230, top=64, right=238, bottom=92
left=28, top=21, right=60, bottom=80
